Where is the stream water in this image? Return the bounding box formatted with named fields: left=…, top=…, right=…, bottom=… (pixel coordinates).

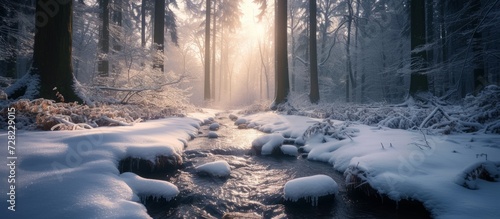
left=143, top=115, right=431, bottom=219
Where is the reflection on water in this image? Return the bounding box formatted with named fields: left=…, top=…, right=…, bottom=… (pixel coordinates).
left=145, top=116, right=430, bottom=219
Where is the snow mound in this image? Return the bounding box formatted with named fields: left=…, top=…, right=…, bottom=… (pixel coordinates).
left=196, top=160, right=231, bottom=177
left=234, top=118, right=247, bottom=125
left=209, top=122, right=220, bottom=131
left=208, top=131, right=219, bottom=138
left=251, top=133, right=285, bottom=155
left=284, top=174, right=338, bottom=206
left=454, top=161, right=500, bottom=189
left=121, top=172, right=179, bottom=202
left=281, top=145, right=299, bottom=156
left=228, top=114, right=238, bottom=121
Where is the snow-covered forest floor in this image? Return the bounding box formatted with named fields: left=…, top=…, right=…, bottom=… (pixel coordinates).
left=240, top=111, right=500, bottom=219
left=0, top=86, right=499, bottom=218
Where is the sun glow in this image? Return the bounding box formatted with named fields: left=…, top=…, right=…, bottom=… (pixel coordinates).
left=240, top=0, right=268, bottom=40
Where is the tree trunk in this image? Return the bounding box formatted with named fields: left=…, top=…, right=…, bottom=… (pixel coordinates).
left=98, top=0, right=110, bottom=77
left=33, top=0, right=81, bottom=102
left=141, top=0, right=146, bottom=47
left=204, top=0, right=211, bottom=100
left=273, top=0, right=290, bottom=107
left=409, top=0, right=429, bottom=96
left=345, top=0, right=354, bottom=102
left=153, top=0, right=165, bottom=72
left=471, top=1, right=485, bottom=94
left=309, top=0, right=319, bottom=104
left=211, top=0, right=216, bottom=100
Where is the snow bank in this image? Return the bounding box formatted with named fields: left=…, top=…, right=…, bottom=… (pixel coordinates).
left=284, top=174, right=338, bottom=206
left=239, top=112, right=320, bottom=138
left=195, top=160, right=231, bottom=177
left=0, top=115, right=209, bottom=219
left=243, top=112, right=500, bottom=219
left=251, top=133, right=285, bottom=155
left=121, top=172, right=179, bottom=202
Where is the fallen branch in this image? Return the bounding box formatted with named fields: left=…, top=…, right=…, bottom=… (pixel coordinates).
left=50, top=115, right=93, bottom=130
left=96, top=76, right=186, bottom=104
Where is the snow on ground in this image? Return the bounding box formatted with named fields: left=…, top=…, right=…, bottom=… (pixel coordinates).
left=239, top=112, right=500, bottom=219
left=0, top=115, right=209, bottom=219
left=121, top=172, right=179, bottom=201
left=281, top=144, right=299, bottom=156
left=284, top=174, right=339, bottom=206
left=195, top=160, right=232, bottom=177
left=251, top=133, right=285, bottom=155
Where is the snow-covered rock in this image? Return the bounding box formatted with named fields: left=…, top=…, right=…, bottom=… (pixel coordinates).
left=208, top=131, right=219, bottom=139
left=281, top=145, right=299, bottom=156
left=196, top=160, right=231, bottom=177
left=229, top=114, right=238, bottom=121
left=251, top=133, right=285, bottom=155
left=209, top=122, right=220, bottom=131
left=234, top=118, right=247, bottom=125
left=121, top=172, right=179, bottom=202
left=284, top=174, right=338, bottom=206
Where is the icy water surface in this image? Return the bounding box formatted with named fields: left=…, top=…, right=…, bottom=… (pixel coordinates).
left=144, top=115, right=430, bottom=219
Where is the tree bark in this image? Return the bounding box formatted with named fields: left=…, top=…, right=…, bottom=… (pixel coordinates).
left=98, top=0, right=110, bottom=77
left=273, top=0, right=290, bottom=108
left=204, top=0, right=211, bottom=100
left=211, top=0, right=216, bottom=100
left=141, top=0, right=146, bottom=47
left=471, top=1, right=485, bottom=94
left=33, top=0, right=82, bottom=102
left=309, top=0, right=319, bottom=104
left=153, top=0, right=165, bottom=72
left=409, top=0, right=429, bottom=96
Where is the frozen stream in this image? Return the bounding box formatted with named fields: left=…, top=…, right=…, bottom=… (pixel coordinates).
left=143, top=114, right=430, bottom=218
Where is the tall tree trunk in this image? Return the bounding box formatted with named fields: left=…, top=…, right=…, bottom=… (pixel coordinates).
left=218, top=24, right=224, bottom=101
left=153, top=0, right=165, bottom=72
left=309, top=0, right=319, bottom=103
left=141, top=0, right=146, bottom=47
left=426, top=0, right=435, bottom=95
left=98, top=0, right=110, bottom=77
left=211, top=0, right=216, bottom=100
left=471, top=1, right=485, bottom=94
left=345, top=0, right=354, bottom=102
left=273, top=0, right=290, bottom=107
left=33, top=0, right=81, bottom=102
left=409, top=0, right=429, bottom=96
left=1, top=3, right=17, bottom=78
left=204, top=0, right=211, bottom=100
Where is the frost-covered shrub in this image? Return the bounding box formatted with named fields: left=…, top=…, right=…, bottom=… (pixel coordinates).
left=462, top=85, right=500, bottom=133
left=454, top=161, right=500, bottom=190
left=302, top=119, right=359, bottom=141
left=0, top=98, right=185, bottom=131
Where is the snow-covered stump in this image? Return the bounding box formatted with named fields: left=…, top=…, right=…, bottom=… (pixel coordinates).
left=118, top=154, right=183, bottom=175
left=121, top=172, right=179, bottom=206
left=195, top=160, right=231, bottom=178
left=284, top=175, right=338, bottom=206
